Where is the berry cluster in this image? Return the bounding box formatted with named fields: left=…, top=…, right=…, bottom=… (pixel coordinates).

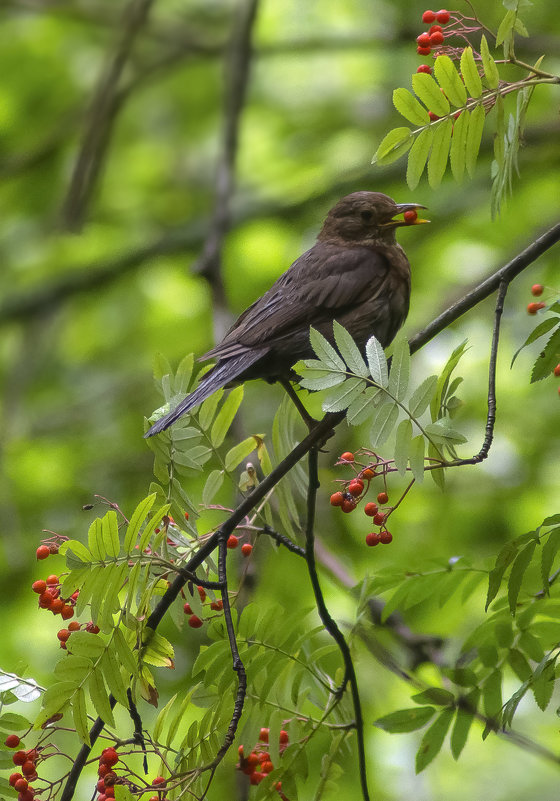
left=236, top=727, right=288, bottom=796
left=95, top=748, right=120, bottom=801
left=329, top=452, right=394, bottom=547
left=9, top=744, right=41, bottom=801
left=527, top=283, right=546, bottom=314
left=31, top=574, right=101, bottom=648
left=226, top=534, right=253, bottom=557
left=182, top=584, right=224, bottom=629
left=416, top=9, right=450, bottom=59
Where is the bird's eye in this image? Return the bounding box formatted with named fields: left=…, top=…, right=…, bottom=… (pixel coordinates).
left=360, top=210, right=373, bottom=222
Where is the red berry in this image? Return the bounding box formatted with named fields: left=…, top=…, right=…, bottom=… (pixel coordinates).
left=68, top=621, right=80, bottom=631
left=17, top=790, right=34, bottom=801
left=184, top=512, right=189, bottom=520
left=330, top=491, right=344, bottom=507
left=60, top=604, right=74, bottom=620
left=50, top=598, right=64, bottom=614
left=373, top=512, right=385, bottom=526
left=227, top=534, right=239, bottom=549
left=341, top=498, right=357, bottom=513
left=57, top=629, right=71, bottom=642
left=416, top=32, right=431, bottom=46
left=250, top=772, right=264, bottom=785
left=5, top=735, right=21, bottom=748
left=554, top=364, right=560, bottom=377
left=429, top=24, right=443, bottom=34
left=259, top=727, right=269, bottom=743
left=31, top=580, right=47, bottom=594
left=366, top=532, right=381, bottom=547
left=197, top=585, right=206, bottom=602
left=13, top=751, right=27, bottom=766
left=417, top=46, right=432, bottom=55
left=340, top=451, right=354, bottom=462
left=9, top=773, right=23, bottom=787
left=98, top=764, right=109, bottom=778
left=97, top=779, right=106, bottom=793
left=380, top=530, right=393, bottom=544
left=183, top=602, right=193, bottom=615
left=416, top=64, right=432, bottom=74
left=238, top=745, right=244, bottom=757
left=36, top=545, right=50, bottom=560
left=348, top=480, right=364, bottom=497
left=531, top=284, right=544, bottom=296
left=101, top=748, right=119, bottom=767
left=152, top=776, right=165, bottom=785
left=46, top=575, right=58, bottom=585
left=241, top=543, right=253, bottom=557
left=429, top=30, right=444, bottom=45
left=436, top=9, right=450, bottom=23
left=86, top=622, right=100, bottom=634
left=21, top=761, right=35, bottom=776
left=360, top=468, right=376, bottom=480
left=527, top=302, right=546, bottom=314
left=279, top=729, right=289, bottom=744
left=403, top=209, right=418, bottom=224
left=428, top=111, right=439, bottom=120
left=262, top=760, right=274, bottom=773
left=103, top=772, right=117, bottom=787
left=188, top=615, right=203, bottom=628
left=422, top=9, right=436, bottom=23
left=364, top=502, right=378, bottom=517
left=377, top=492, right=388, bottom=504
left=246, top=752, right=259, bottom=767
left=104, top=788, right=115, bottom=799
left=210, top=599, right=223, bottom=611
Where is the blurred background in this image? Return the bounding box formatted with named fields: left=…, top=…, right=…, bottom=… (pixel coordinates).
left=0, top=1, right=559, bottom=799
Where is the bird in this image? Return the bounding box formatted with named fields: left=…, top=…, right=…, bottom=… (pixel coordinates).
left=145, top=191, right=428, bottom=437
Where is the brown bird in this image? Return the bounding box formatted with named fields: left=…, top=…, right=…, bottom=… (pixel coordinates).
left=146, top=191, right=427, bottom=437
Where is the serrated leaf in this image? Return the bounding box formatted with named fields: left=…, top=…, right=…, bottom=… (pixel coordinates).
left=496, top=9, right=516, bottom=47
left=531, top=327, right=560, bottom=383
left=113, top=628, right=138, bottom=677
left=388, top=334, right=410, bottom=401
left=225, top=436, right=259, bottom=471
left=61, top=539, right=93, bottom=564
left=373, top=127, right=413, bottom=166
left=450, top=690, right=478, bottom=759
left=321, top=377, right=367, bottom=413
left=370, top=402, right=399, bottom=448
left=202, top=469, right=225, bottom=506
left=101, top=648, right=129, bottom=707
left=486, top=540, right=519, bottom=610
left=450, top=109, right=469, bottom=182
left=139, top=503, right=171, bottom=552
left=415, top=708, right=454, bottom=773
left=210, top=386, right=244, bottom=446
left=508, top=540, right=537, bottom=614
left=124, top=494, right=156, bottom=553
left=89, top=670, right=115, bottom=727
left=425, top=419, right=467, bottom=444
left=393, top=87, right=430, bottom=125
left=411, top=688, right=455, bottom=706
left=508, top=648, right=532, bottom=681
left=434, top=55, right=467, bottom=108
left=346, top=386, right=383, bottom=426
left=428, top=442, right=445, bottom=489
left=465, top=103, right=485, bottom=178
left=511, top=317, right=558, bottom=367
left=298, top=364, right=346, bottom=390
left=72, top=686, right=90, bottom=745
left=198, top=389, right=223, bottom=430
left=406, top=127, right=434, bottom=190
left=365, top=335, right=388, bottom=387
left=532, top=660, right=555, bottom=711
left=480, top=35, right=499, bottom=89
left=87, top=519, right=104, bottom=561
left=409, top=435, right=425, bottom=483
left=374, top=706, right=435, bottom=733
left=427, top=119, right=453, bottom=188
left=409, top=375, right=438, bottom=417
left=332, top=321, right=369, bottom=377
left=460, top=47, right=482, bottom=98
left=309, top=327, right=346, bottom=371
left=102, top=510, right=120, bottom=559
left=541, top=528, right=560, bottom=594
left=67, top=631, right=106, bottom=659
left=412, top=73, right=450, bottom=117
left=394, top=419, right=412, bottom=476
left=482, top=669, right=502, bottom=719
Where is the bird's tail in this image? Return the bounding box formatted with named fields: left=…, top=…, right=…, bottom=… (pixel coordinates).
left=144, top=348, right=268, bottom=437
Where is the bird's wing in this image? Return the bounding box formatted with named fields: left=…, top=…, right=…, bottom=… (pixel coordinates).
left=203, top=244, right=391, bottom=359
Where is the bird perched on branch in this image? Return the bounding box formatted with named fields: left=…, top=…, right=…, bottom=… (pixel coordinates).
left=145, top=191, right=428, bottom=437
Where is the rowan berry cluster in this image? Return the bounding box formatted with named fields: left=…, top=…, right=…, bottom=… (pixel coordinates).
left=330, top=452, right=394, bottom=547
left=236, top=727, right=289, bottom=796
left=9, top=744, right=41, bottom=801
left=527, top=283, right=546, bottom=314
left=95, top=748, right=121, bottom=801
left=182, top=583, right=224, bottom=629
left=31, top=573, right=101, bottom=647
left=35, top=535, right=62, bottom=560
left=416, top=9, right=450, bottom=59
left=226, top=534, right=253, bottom=557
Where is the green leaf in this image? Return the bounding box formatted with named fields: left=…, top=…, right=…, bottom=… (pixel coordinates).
left=394, top=419, right=412, bottom=476
left=67, top=631, right=106, bottom=659
left=124, top=494, right=156, bottom=553
left=482, top=669, right=502, bottom=718
left=508, top=540, right=537, bottom=614
left=89, top=670, right=115, bottom=728
left=460, top=47, right=482, bottom=98
left=388, top=334, right=410, bottom=401
left=428, top=441, right=445, bottom=488
left=61, top=539, right=94, bottom=565
left=508, top=648, right=532, bottom=681
left=511, top=317, right=559, bottom=367
left=370, top=402, right=399, bottom=448
left=465, top=103, right=486, bottom=178
left=532, top=660, right=555, bottom=711
left=372, top=127, right=413, bottom=166
left=412, top=73, right=450, bottom=117
left=541, top=527, right=560, bottom=594
left=409, top=375, right=438, bottom=417
left=202, top=469, right=225, bottom=506
left=409, top=435, right=425, bottom=483
left=486, top=540, right=520, bottom=610
left=139, top=503, right=171, bottom=552
left=321, top=377, right=367, bottom=413
left=531, top=327, right=560, bottom=383
left=430, top=340, right=468, bottom=421
left=332, top=321, right=369, bottom=377
left=101, top=649, right=129, bottom=707
left=298, top=363, right=346, bottom=390
left=72, top=686, right=90, bottom=745
left=374, top=706, right=435, bottom=733
left=198, top=389, right=223, bottom=430
left=480, top=34, right=499, bottom=89
left=113, top=628, right=138, bottom=677
left=211, top=386, right=244, bottom=446
left=434, top=55, right=467, bottom=108
left=496, top=9, right=516, bottom=48
left=225, top=436, right=259, bottom=471
left=102, top=510, right=120, bottom=559
left=411, top=688, right=455, bottom=706
left=174, top=352, right=194, bottom=393
left=114, top=784, right=134, bottom=801
left=450, top=690, right=479, bottom=759
left=309, top=327, right=346, bottom=371
left=365, top=335, right=388, bottom=387
left=406, top=127, right=434, bottom=190
left=450, top=109, right=469, bottom=183
left=87, top=519, right=104, bottom=561
left=415, top=708, right=454, bottom=773
left=427, top=119, right=453, bottom=188
left=393, top=87, right=430, bottom=125
left=346, top=386, right=383, bottom=426
left=424, top=418, right=467, bottom=444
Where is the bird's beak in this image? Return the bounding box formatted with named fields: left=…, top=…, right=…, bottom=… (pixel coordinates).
left=384, top=203, right=430, bottom=227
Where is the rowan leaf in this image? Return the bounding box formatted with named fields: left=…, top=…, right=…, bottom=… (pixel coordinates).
left=374, top=706, right=435, bottom=733
left=210, top=386, right=243, bottom=446
left=370, top=402, right=399, bottom=448
left=393, top=87, right=430, bottom=125
left=465, top=103, right=485, bottom=177
left=415, top=708, right=454, bottom=773
left=480, top=35, right=499, bottom=89
left=124, top=494, right=156, bottom=553
left=406, top=127, right=434, bottom=190
left=388, top=334, right=410, bottom=401
left=508, top=540, right=537, bottom=614
left=511, top=317, right=558, bottom=367
left=365, top=335, right=388, bottom=387
left=373, top=127, right=413, bottom=165
left=332, top=321, right=369, bottom=377
left=346, top=386, right=383, bottom=426
left=450, top=109, right=469, bottom=183
left=202, top=469, right=225, bottom=506
left=434, top=55, right=467, bottom=108
left=409, top=375, right=438, bottom=417
left=427, top=119, right=453, bottom=188
left=409, top=435, right=425, bottom=483
left=460, top=47, right=482, bottom=98
left=394, top=419, right=412, bottom=476
left=309, top=327, right=345, bottom=371
left=530, top=327, right=560, bottom=383
left=322, top=377, right=367, bottom=413
left=412, top=73, right=450, bottom=117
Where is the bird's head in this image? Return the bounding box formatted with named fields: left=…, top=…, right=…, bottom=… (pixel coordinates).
left=318, top=191, right=429, bottom=246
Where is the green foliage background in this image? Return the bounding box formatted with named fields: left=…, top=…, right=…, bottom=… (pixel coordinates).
left=0, top=1, right=559, bottom=799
